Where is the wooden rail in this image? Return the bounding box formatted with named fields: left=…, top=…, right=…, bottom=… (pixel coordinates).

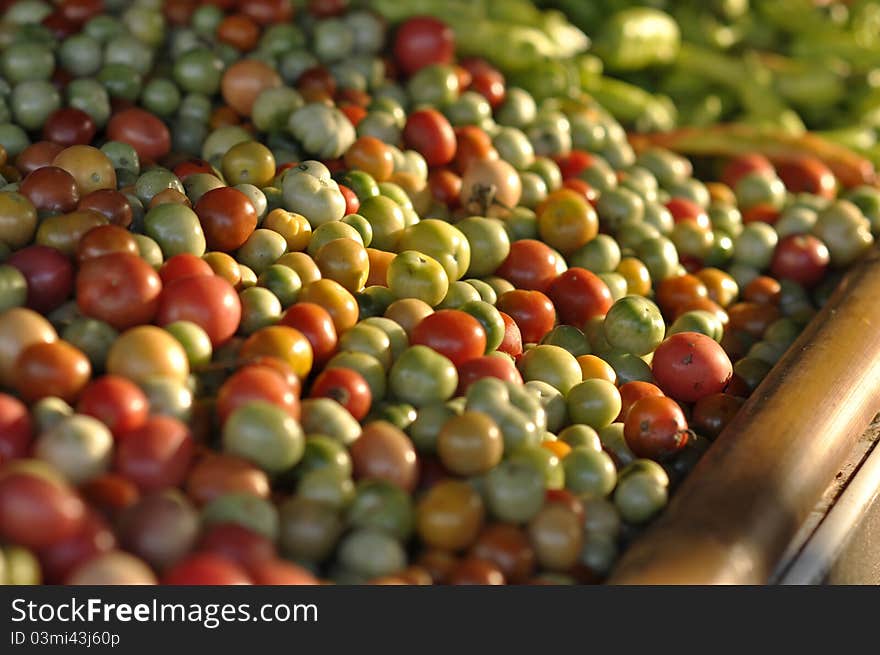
left=609, top=248, right=880, bottom=584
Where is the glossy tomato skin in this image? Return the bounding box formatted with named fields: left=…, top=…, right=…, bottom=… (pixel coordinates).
left=393, top=16, right=455, bottom=75
left=721, top=153, right=774, bottom=189
left=665, top=197, right=710, bottom=230
left=617, top=381, right=665, bottom=422
left=495, top=240, right=562, bottom=293
left=309, top=367, right=372, bottom=421
left=651, top=332, right=733, bottom=403
left=77, top=375, right=150, bottom=438
left=496, top=312, right=523, bottom=357
left=76, top=252, right=162, bottom=330
left=156, top=274, right=241, bottom=346
left=547, top=268, right=613, bottom=327
left=623, top=396, right=690, bottom=459
left=162, top=553, right=252, bottom=585
left=14, top=340, right=91, bottom=404
left=692, top=392, right=744, bottom=440
left=411, top=310, right=487, bottom=367
left=0, top=473, right=85, bottom=548
left=159, top=253, right=215, bottom=285
left=776, top=157, right=836, bottom=199
left=279, top=302, right=338, bottom=365
left=38, top=510, right=116, bottom=583
left=496, top=290, right=556, bottom=345
left=456, top=355, right=523, bottom=395
left=115, top=415, right=195, bottom=492
left=0, top=393, right=33, bottom=461
left=42, top=107, right=97, bottom=147
left=196, top=523, right=275, bottom=570
left=770, top=234, right=830, bottom=288
left=216, top=365, right=301, bottom=424
left=7, top=245, right=74, bottom=313
left=404, top=109, right=456, bottom=167
left=194, top=187, right=258, bottom=252
left=106, top=108, right=171, bottom=162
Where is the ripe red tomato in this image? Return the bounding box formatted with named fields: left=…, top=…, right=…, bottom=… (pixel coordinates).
left=456, top=355, right=523, bottom=395
left=309, top=367, right=372, bottom=421
left=496, top=290, right=556, bottom=345
left=666, top=197, right=710, bottom=230
left=338, top=183, right=360, bottom=214
left=77, top=375, right=150, bottom=438
left=0, top=472, right=85, bottom=548
left=76, top=252, right=162, bottom=330
left=721, top=153, right=774, bottom=189
left=38, top=510, right=116, bottom=583
left=428, top=168, right=462, bottom=208
left=42, top=107, right=96, bottom=147
left=691, top=392, right=744, bottom=440
left=547, top=268, right=613, bottom=327
left=470, top=69, right=506, bottom=108
left=770, top=234, right=830, bottom=288
left=159, top=253, right=215, bottom=285
left=194, top=187, right=258, bottom=252
left=14, top=340, right=91, bottom=404
left=249, top=558, right=320, bottom=585
left=172, top=158, right=217, bottom=180
left=412, top=309, right=487, bottom=367
left=115, top=415, right=195, bottom=492
left=0, top=393, right=33, bottom=461
left=163, top=553, right=252, bottom=585
left=497, top=311, right=523, bottom=358
left=453, top=125, right=497, bottom=175
left=216, top=365, right=301, bottom=424
left=106, top=108, right=171, bottom=162
left=7, top=245, right=74, bottom=313
left=197, top=523, right=275, bottom=570
left=279, top=302, right=338, bottom=365
left=404, top=109, right=456, bottom=167
left=776, top=157, right=836, bottom=199
left=555, top=151, right=593, bottom=180
left=651, top=332, right=733, bottom=403
left=623, top=396, right=690, bottom=459
left=393, top=16, right=455, bottom=75
left=561, top=178, right=598, bottom=204
left=156, top=274, right=241, bottom=346
left=495, top=239, right=563, bottom=292
left=616, top=381, right=665, bottom=422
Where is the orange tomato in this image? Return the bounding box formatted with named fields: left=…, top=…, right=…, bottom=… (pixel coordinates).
left=240, top=325, right=314, bottom=379
left=616, top=257, right=651, bottom=296
left=344, top=136, right=394, bottom=182
left=298, top=278, right=359, bottom=334
left=576, top=354, right=617, bottom=385
left=366, top=248, right=395, bottom=287
left=537, top=189, right=599, bottom=255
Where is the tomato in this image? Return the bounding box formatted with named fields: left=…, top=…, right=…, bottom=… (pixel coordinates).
left=470, top=523, right=535, bottom=583
left=7, top=245, right=74, bottom=313
left=651, top=332, right=733, bottom=402
left=404, top=109, right=456, bottom=167
left=20, top=166, right=80, bottom=214
left=279, top=302, right=338, bottom=365
left=42, top=107, right=96, bottom=147
left=79, top=473, right=140, bottom=520
left=339, top=184, right=360, bottom=215
left=163, top=553, right=252, bottom=585
left=77, top=376, right=149, bottom=438
left=460, top=158, right=522, bottom=217
left=656, top=273, right=709, bottom=318
left=157, top=274, right=241, bottom=346
left=38, top=510, right=116, bottom=583
left=721, top=153, right=774, bottom=189
left=455, top=354, right=522, bottom=396
left=106, top=108, right=171, bottom=162
left=250, top=558, right=320, bottom=585
left=217, top=365, right=300, bottom=424
left=0, top=308, right=58, bottom=389
left=350, top=421, right=419, bottom=492
left=186, top=453, right=270, bottom=506
left=562, top=178, right=598, bottom=204
left=727, top=302, right=780, bottom=338
left=240, top=0, right=294, bottom=24
left=617, top=381, right=665, bottom=422
left=159, top=253, right=215, bottom=285
left=15, top=340, right=91, bottom=404
left=195, top=187, right=258, bottom=252
left=240, top=326, right=314, bottom=380
left=471, top=69, right=506, bottom=108
left=453, top=125, right=497, bottom=175
left=496, top=239, right=562, bottom=293
left=197, top=522, right=275, bottom=570
left=298, top=279, right=359, bottom=334
left=221, top=59, right=282, bottom=117
left=496, top=290, right=555, bottom=345
left=75, top=225, right=139, bottom=264
left=78, top=190, right=134, bottom=228
left=296, top=66, right=336, bottom=101
left=537, top=189, right=599, bottom=255
left=547, top=268, right=613, bottom=327
left=115, top=415, right=195, bottom=492
left=770, top=234, right=830, bottom=288
left=411, top=309, right=487, bottom=367
left=393, top=16, right=455, bottom=75
left=0, top=472, right=85, bottom=548
left=776, top=157, right=836, bottom=199
left=309, top=367, right=372, bottom=421
left=691, top=393, right=744, bottom=440
left=497, top=311, right=523, bottom=357
left=76, top=253, right=162, bottom=331
left=623, top=396, right=690, bottom=459
left=0, top=393, right=32, bottom=461
left=217, top=14, right=260, bottom=51
left=345, top=136, right=393, bottom=183
left=665, top=197, right=710, bottom=230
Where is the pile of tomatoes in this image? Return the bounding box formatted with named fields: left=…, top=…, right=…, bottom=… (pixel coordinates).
left=0, top=0, right=878, bottom=586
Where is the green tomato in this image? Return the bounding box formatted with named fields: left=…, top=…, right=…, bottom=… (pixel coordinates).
left=733, top=222, right=779, bottom=270
left=496, top=87, right=537, bottom=128
left=558, top=424, right=601, bottom=451
left=407, top=401, right=459, bottom=454
left=359, top=317, right=409, bottom=362
left=437, top=280, right=481, bottom=310
left=252, top=87, right=304, bottom=133
left=387, top=250, right=449, bottom=307
left=637, top=148, right=691, bottom=187
left=527, top=157, right=563, bottom=193
left=357, top=195, right=405, bottom=251
left=297, top=468, right=354, bottom=510
left=258, top=264, right=302, bottom=308
left=11, top=80, right=59, bottom=131
left=1, top=41, right=54, bottom=83
left=288, top=103, right=356, bottom=160
left=307, top=221, right=363, bottom=257
left=569, top=234, right=622, bottom=273
left=455, top=216, right=510, bottom=278
left=485, top=458, right=545, bottom=523
left=61, top=318, right=117, bottom=371
left=222, top=400, right=305, bottom=474
left=812, top=200, right=874, bottom=267
left=336, top=528, right=406, bottom=579
left=603, top=296, right=664, bottom=356
left=397, top=219, right=471, bottom=282
left=668, top=310, right=723, bottom=342
left=299, top=397, right=362, bottom=446
left=135, top=169, right=184, bottom=206
left=598, top=272, right=628, bottom=302
left=564, top=447, right=617, bottom=497
left=604, top=351, right=654, bottom=385
left=614, top=472, right=668, bottom=523
left=459, top=300, right=505, bottom=353
left=238, top=287, right=282, bottom=335
left=598, top=422, right=635, bottom=467
left=493, top=126, right=535, bottom=170
left=566, top=378, right=621, bottom=430
left=463, top=278, right=497, bottom=304
left=164, top=321, right=212, bottom=368
left=524, top=380, right=567, bottom=433
left=389, top=345, right=457, bottom=407
left=0, top=264, right=27, bottom=312
left=326, top=351, right=387, bottom=402
left=356, top=286, right=395, bottom=319
left=338, top=323, right=393, bottom=370
left=445, top=91, right=492, bottom=127
left=59, top=34, right=102, bottom=77
left=278, top=496, right=343, bottom=562
left=202, top=492, right=279, bottom=541
left=143, top=204, right=205, bottom=258
left=237, top=229, right=288, bottom=276
left=298, top=434, right=353, bottom=480
left=596, top=186, right=645, bottom=234
left=347, top=479, right=414, bottom=540
left=517, top=344, right=582, bottom=395
left=35, top=415, right=112, bottom=485
left=139, top=376, right=193, bottom=422
left=541, top=325, right=590, bottom=358
left=407, top=63, right=459, bottom=106
left=735, top=172, right=786, bottom=211
left=31, top=397, right=74, bottom=434
left=140, top=77, right=181, bottom=117
left=509, top=445, right=563, bottom=490
left=337, top=170, right=379, bottom=201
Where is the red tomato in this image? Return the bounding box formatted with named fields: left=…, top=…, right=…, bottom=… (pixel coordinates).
left=691, top=392, right=744, bottom=440
left=411, top=309, right=487, bottom=367
left=77, top=375, right=150, bottom=438
left=162, top=553, right=252, bottom=585
left=428, top=168, right=462, bottom=208
left=115, top=415, right=195, bottom=492
left=470, top=69, right=506, bottom=108
left=159, top=253, right=215, bottom=285
left=14, top=340, right=91, bottom=404
left=562, top=178, right=598, bottom=204
left=194, top=187, right=258, bottom=252
left=197, top=523, right=275, bottom=570
left=249, top=558, right=320, bottom=585
left=770, top=234, right=830, bottom=288
left=309, top=367, right=372, bottom=421
left=216, top=365, right=301, bottom=424
left=80, top=473, right=140, bottom=520
left=0, top=472, right=85, bottom=548
left=279, top=302, right=338, bottom=365
left=339, top=103, right=367, bottom=127
left=456, top=355, right=523, bottom=395
left=721, top=153, right=774, bottom=189
left=547, top=268, right=613, bottom=327
left=776, top=157, right=836, bottom=199
left=156, top=274, right=241, bottom=346
left=393, top=16, right=455, bottom=75
left=555, top=151, right=593, bottom=180
left=76, top=252, right=162, bottom=331
left=651, top=332, right=733, bottom=403
left=404, top=109, right=456, bottom=167
left=307, top=0, right=347, bottom=18
left=742, top=204, right=780, bottom=225
left=106, top=108, right=171, bottom=163
left=338, top=183, right=360, bottom=214
left=453, top=125, right=497, bottom=175
left=0, top=393, right=33, bottom=461
left=239, top=0, right=293, bottom=24
left=497, top=311, right=523, bottom=358
left=7, top=245, right=74, bottom=313
left=38, top=510, right=116, bottom=583
left=623, top=396, right=690, bottom=459
left=616, top=381, right=665, bottom=422
left=496, top=290, right=556, bottom=345
left=173, top=158, right=217, bottom=180
left=495, top=239, right=563, bottom=292
left=42, top=107, right=96, bottom=147
left=666, top=197, right=710, bottom=230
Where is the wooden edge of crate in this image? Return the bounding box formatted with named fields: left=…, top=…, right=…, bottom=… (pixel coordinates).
left=608, top=247, right=880, bottom=585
